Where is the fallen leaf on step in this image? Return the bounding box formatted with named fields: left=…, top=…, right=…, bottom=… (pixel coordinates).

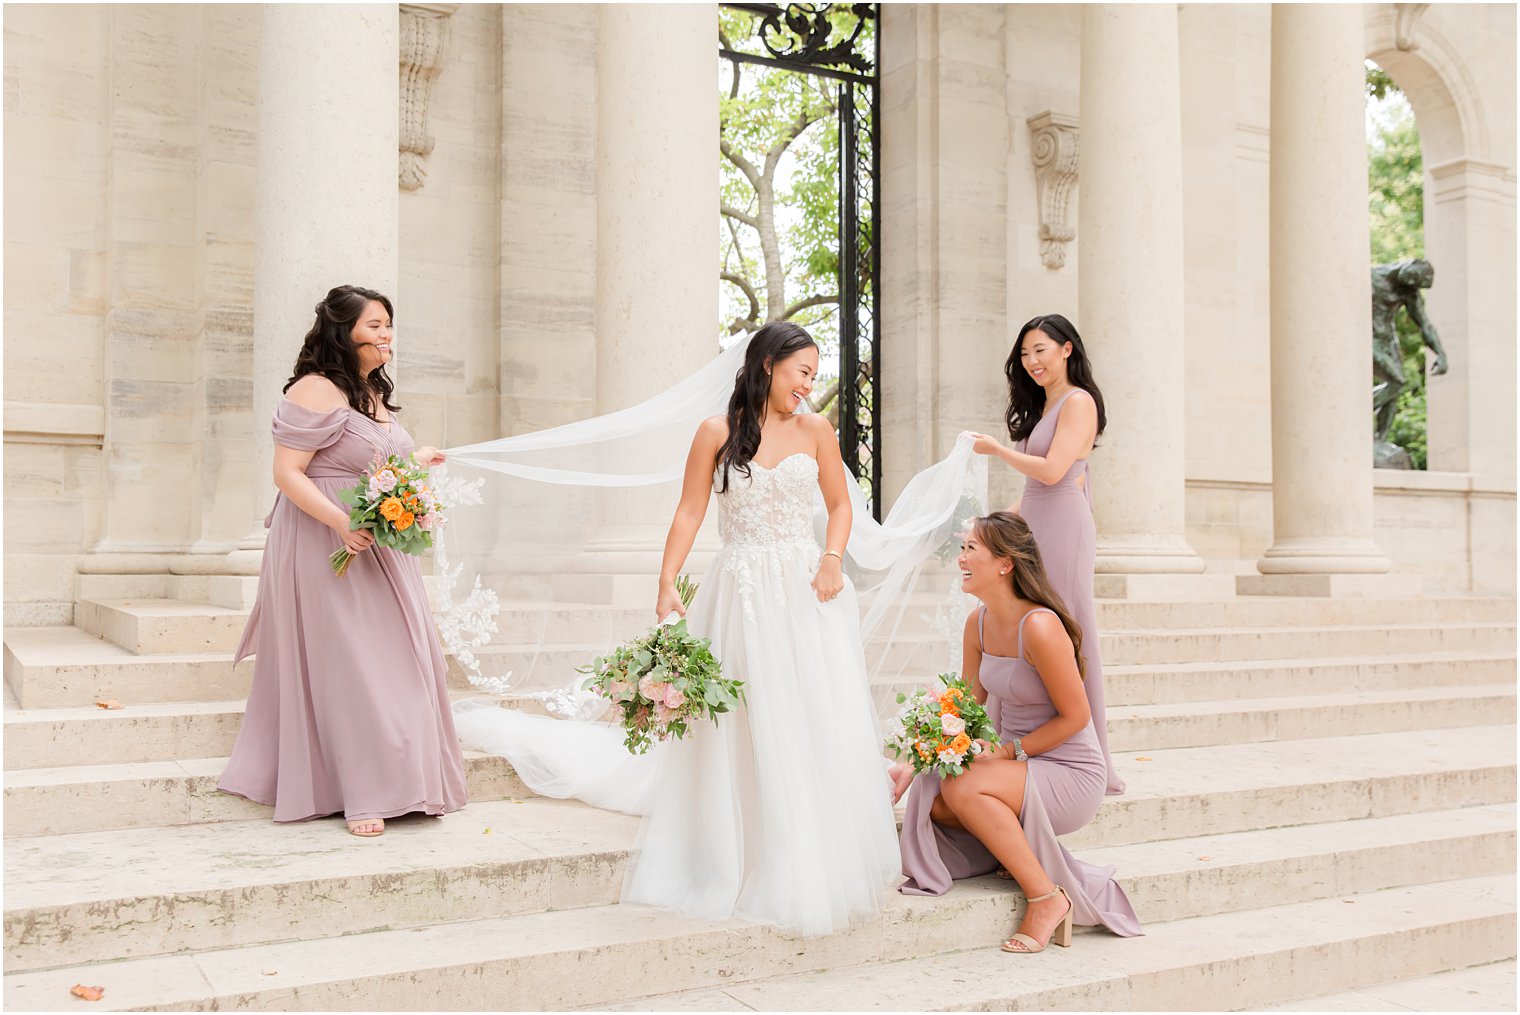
left=482, top=827, right=492, bottom=834
left=1197, top=856, right=1213, bottom=862
left=1343, top=899, right=1356, bottom=904
left=1134, top=756, right=1152, bottom=762
left=70, top=984, right=105, bottom=1001
left=261, top=970, right=278, bottom=977
left=94, top=698, right=123, bottom=710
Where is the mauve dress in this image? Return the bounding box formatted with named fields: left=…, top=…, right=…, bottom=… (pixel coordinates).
left=1016, top=389, right=1124, bottom=795
left=899, top=607, right=1141, bottom=937
left=217, top=399, right=469, bottom=823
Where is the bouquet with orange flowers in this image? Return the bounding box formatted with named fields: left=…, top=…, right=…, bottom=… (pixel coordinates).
left=886, top=673, right=1000, bottom=778
left=331, top=454, right=445, bottom=577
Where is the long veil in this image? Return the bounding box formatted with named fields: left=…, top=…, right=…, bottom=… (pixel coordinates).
left=431, top=331, right=986, bottom=810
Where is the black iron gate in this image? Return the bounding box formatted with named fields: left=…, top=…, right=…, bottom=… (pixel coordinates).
left=719, top=3, right=881, bottom=517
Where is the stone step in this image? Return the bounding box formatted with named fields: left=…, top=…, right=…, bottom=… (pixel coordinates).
left=871, top=651, right=1519, bottom=714
left=6, top=722, right=1513, bottom=844
left=11, top=679, right=1510, bottom=771
left=3, top=626, right=245, bottom=709
left=75, top=599, right=248, bottom=655
left=3, top=792, right=1510, bottom=973
left=2, top=752, right=528, bottom=838
left=4, top=873, right=1512, bottom=1011
left=1262, top=958, right=1517, bottom=1011
left=595, top=876, right=1516, bottom=1013
left=456, top=623, right=1516, bottom=694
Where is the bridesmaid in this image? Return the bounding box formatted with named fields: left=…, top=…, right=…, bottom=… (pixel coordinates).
left=219, top=285, right=469, bottom=836
left=968, top=313, right=1123, bottom=795
left=898, top=512, right=1140, bottom=951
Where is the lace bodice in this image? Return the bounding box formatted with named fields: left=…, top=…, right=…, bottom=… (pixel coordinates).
left=715, top=452, right=820, bottom=549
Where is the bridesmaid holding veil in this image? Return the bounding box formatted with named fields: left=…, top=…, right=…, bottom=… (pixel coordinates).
left=967, top=313, right=1123, bottom=795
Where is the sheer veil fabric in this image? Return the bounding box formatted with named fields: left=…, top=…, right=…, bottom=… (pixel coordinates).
left=435, top=332, right=987, bottom=934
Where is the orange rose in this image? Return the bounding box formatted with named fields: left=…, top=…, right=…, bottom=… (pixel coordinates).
left=939, top=700, right=961, bottom=718
left=396, top=511, right=415, bottom=531
left=379, top=497, right=405, bottom=522
left=949, top=733, right=972, bottom=755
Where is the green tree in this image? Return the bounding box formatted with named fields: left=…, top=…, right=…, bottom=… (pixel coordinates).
left=1366, top=62, right=1430, bottom=468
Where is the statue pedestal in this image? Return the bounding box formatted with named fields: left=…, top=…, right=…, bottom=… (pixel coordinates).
left=1374, top=440, right=1414, bottom=470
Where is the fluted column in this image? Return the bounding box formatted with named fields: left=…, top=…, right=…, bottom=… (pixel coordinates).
left=1078, top=4, right=1203, bottom=574
left=1256, top=4, right=1390, bottom=576
left=595, top=4, right=717, bottom=411
left=235, top=4, right=399, bottom=560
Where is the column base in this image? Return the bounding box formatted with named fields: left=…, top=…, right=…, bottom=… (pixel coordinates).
left=1255, top=536, right=1392, bottom=576
left=1238, top=572, right=1421, bottom=598
left=1095, top=534, right=1206, bottom=575
left=1094, top=573, right=1237, bottom=601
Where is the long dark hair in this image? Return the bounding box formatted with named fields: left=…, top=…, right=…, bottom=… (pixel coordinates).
left=283, top=285, right=401, bottom=418
left=716, top=321, right=817, bottom=493
left=973, top=511, right=1086, bottom=679
left=1003, top=313, right=1105, bottom=444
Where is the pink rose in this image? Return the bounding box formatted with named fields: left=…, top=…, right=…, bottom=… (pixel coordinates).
left=608, top=679, right=635, bottom=700
left=416, top=513, right=435, bottom=531
left=638, top=675, right=666, bottom=702
left=940, top=714, right=966, bottom=737
left=663, top=685, right=686, bottom=709
left=653, top=702, right=677, bottom=726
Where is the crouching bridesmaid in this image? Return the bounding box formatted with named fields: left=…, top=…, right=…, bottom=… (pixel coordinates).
left=897, top=511, right=1140, bottom=952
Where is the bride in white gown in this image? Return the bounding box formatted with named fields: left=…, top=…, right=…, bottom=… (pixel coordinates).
left=456, top=322, right=901, bottom=936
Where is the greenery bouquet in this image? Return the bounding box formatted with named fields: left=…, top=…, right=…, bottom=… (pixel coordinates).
left=577, top=577, right=746, bottom=755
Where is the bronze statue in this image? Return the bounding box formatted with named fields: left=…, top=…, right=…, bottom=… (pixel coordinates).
left=1372, top=258, right=1447, bottom=468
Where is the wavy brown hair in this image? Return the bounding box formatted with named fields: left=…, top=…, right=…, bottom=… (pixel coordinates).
left=284, top=284, right=400, bottom=419
left=972, top=511, right=1086, bottom=679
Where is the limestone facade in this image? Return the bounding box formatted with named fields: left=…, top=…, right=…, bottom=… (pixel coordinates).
left=4, top=3, right=1514, bottom=624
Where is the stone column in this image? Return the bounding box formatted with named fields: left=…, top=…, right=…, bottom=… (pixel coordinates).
left=1252, top=4, right=1392, bottom=584
left=234, top=4, right=400, bottom=562
left=569, top=4, right=718, bottom=601
left=1078, top=4, right=1204, bottom=578
left=594, top=4, right=716, bottom=412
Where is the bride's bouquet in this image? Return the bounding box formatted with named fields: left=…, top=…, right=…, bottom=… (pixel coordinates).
left=886, top=673, right=1000, bottom=778
left=578, top=577, right=746, bottom=755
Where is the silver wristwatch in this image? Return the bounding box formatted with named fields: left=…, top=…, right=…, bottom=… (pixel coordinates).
left=1011, top=737, right=1029, bottom=762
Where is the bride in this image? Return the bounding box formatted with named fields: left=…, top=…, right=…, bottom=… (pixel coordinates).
left=456, top=321, right=901, bottom=936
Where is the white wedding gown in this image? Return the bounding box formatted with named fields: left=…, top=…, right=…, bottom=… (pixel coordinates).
left=454, top=451, right=901, bottom=936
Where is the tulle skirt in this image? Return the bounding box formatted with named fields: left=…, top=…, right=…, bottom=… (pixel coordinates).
left=455, top=538, right=901, bottom=937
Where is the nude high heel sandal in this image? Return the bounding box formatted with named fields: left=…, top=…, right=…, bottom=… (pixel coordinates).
left=1002, top=885, right=1073, bottom=953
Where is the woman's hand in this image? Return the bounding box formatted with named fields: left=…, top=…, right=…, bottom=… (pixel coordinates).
left=339, top=525, right=376, bottom=555
left=812, top=556, right=845, bottom=603
left=655, top=581, right=686, bottom=623
left=968, top=432, right=1003, bottom=457
left=413, top=446, right=447, bottom=468
left=975, top=738, right=1000, bottom=760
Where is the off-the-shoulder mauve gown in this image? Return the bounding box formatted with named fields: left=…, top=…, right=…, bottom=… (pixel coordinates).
left=899, top=607, right=1140, bottom=937
left=1017, top=389, right=1124, bottom=795
left=218, top=398, right=468, bottom=822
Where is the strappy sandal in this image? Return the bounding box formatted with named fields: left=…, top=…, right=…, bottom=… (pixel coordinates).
left=1002, top=885, right=1073, bottom=953
left=346, top=818, right=385, bottom=837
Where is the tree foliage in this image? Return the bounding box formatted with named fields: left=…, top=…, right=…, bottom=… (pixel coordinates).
left=718, top=7, right=874, bottom=422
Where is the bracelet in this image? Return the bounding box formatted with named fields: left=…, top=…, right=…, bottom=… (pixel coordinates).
left=822, top=550, right=843, bottom=562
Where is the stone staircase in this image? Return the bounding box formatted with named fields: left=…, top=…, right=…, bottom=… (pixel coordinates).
left=3, top=577, right=1516, bottom=1010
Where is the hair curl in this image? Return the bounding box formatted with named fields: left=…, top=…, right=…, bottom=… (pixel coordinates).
left=284, top=284, right=400, bottom=419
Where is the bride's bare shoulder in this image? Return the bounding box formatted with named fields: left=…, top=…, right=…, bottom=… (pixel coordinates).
left=696, top=415, right=730, bottom=442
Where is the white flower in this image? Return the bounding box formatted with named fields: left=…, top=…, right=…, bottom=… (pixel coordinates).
left=940, top=714, right=966, bottom=737
left=937, top=748, right=963, bottom=766
left=969, top=740, right=983, bottom=755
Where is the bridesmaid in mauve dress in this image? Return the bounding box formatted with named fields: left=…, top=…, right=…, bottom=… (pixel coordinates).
left=968, top=313, right=1123, bottom=795
left=899, top=512, right=1140, bottom=951
left=218, top=285, right=468, bottom=836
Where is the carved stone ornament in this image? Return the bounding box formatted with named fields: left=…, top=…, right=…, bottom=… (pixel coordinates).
left=1027, top=111, right=1079, bottom=270
left=1394, top=3, right=1430, bottom=51
left=399, top=3, right=458, bottom=191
